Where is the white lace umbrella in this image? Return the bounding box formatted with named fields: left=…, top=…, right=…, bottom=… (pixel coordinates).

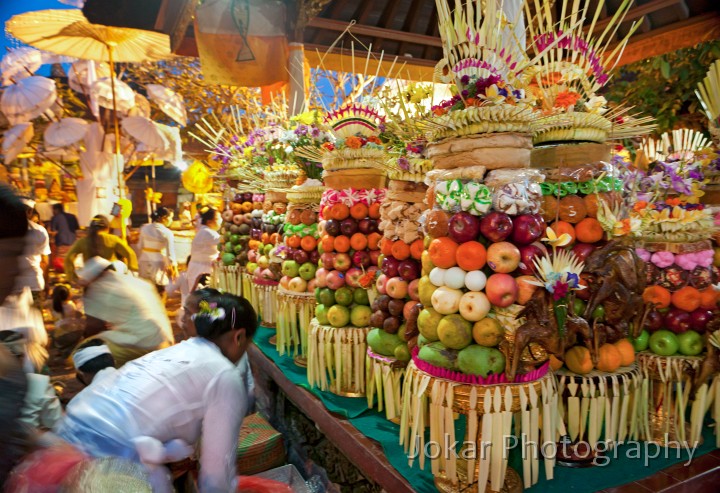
left=43, top=145, right=80, bottom=162
left=90, top=77, right=135, bottom=113
left=68, top=60, right=111, bottom=94
left=1, top=76, right=57, bottom=125
left=2, top=123, right=34, bottom=164
left=146, top=84, right=187, bottom=127
left=44, top=117, right=89, bottom=147
left=121, top=116, right=168, bottom=152
left=127, top=93, right=151, bottom=118
left=1, top=47, right=44, bottom=86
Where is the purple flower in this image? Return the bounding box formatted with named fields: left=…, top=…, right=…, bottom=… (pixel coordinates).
left=311, top=127, right=321, bottom=138
left=461, top=89, right=469, bottom=97
left=566, top=273, right=579, bottom=289
left=397, top=156, right=410, bottom=171
left=460, top=75, right=470, bottom=86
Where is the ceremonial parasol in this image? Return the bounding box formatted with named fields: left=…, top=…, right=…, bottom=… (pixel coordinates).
left=121, top=116, right=168, bottom=152
left=67, top=60, right=111, bottom=94
left=2, top=123, right=34, bottom=165
left=1, top=47, right=44, bottom=86
left=44, top=117, right=89, bottom=147
left=145, top=84, right=188, bottom=127
left=0, top=76, right=57, bottom=125
left=127, top=93, right=151, bottom=118
left=90, top=78, right=135, bottom=113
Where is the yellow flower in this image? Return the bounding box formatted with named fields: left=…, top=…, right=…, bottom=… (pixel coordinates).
left=291, top=111, right=317, bottom=125
left=542, top=227, right=572, bottom=248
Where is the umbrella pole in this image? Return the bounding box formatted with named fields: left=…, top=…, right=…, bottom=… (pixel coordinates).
left=107, top=44, right=127, bottom=242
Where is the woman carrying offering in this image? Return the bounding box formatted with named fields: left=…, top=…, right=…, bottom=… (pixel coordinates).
left=138, top=207, right=178, bottom=295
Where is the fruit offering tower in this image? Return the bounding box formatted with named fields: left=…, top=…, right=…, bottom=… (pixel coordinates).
left=306, top=103, right=387, bottom=397
left=276, top=179, right=324, bottom=362
left=399, top=2, right=559, bottom=490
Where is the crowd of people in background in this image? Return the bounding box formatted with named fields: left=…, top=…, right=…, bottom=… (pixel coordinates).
left=0, top=184, right=255, bottom=492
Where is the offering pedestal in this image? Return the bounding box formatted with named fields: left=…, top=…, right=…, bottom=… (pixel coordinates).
left=366, top=348, right=406, bottom=423
left=306, top=319, right=370, bottom=397
left=275, top=289, right=315, bottom=360
left=212, top=264, right=243, bottom=296
left=252, top=279, right=278, bottom=329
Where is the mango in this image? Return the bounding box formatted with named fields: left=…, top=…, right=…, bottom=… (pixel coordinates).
left=458, top=345, right=506, bottom=376
left=367, top=328, right=404, bottom=357
left=417, top=334, right=431, bottom=348
left=394, top=344, right=411, bottom=362
left=418, top=342, right=459, bottom=370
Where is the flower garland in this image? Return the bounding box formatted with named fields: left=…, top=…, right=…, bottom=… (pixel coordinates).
left=431, top=74, right=526, bottom=116
left=318, top=188, right=387, bottom=219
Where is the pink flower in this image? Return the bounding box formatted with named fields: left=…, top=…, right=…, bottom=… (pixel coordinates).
left=635, top=248, right=651, bottom=262
left=697, top=250, right=714, bottom=268
left=674, top=253, right=698, bottom=271
left=650, top=251, right=675, bottom=269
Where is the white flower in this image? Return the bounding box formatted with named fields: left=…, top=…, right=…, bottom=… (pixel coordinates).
left=584, top=96, right=608, bottom=114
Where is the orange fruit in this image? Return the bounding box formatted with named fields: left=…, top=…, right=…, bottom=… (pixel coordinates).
left=269, top=233, right=279, bottom=244
left=596, top=343, right=622, bottom=372
left=350, top=203, right=369, bottom=220
left=261, top=232, right=270, bottom=244
left=249, top=240, right=261, bottom=251
left=642, top=286, right=672, bottom=309
left=391, top=241, right=411, bottom=261
left=287, top=235, right=301, bottom=249
left=549, top=354, right=564, bottom=371
left=428, top=237, right=459, bottom=269
left=410, top=239, right=424, bottom=260
left=671, top=286, right=701, bottom=312
left=367, top=232, right=382, bottom=251
left=320, top=236, right=335, bottom=253
left=322, top=205, right=332, bottom=219
left=700, top=289, right=719, bottom=310
left=565, top=346, right=593, bottom=374
left=300, top=235, right=317, bottom=252
left=613, top=339, right=636, bottom=367
left=583, top=194, right=600, bottom=218
left=575, top=217, right=604, bottom=244
left=549, top=221, right=576, bottom=245
left=334, top=235, right=351, bottom=253
left=368, top=202, right=381, bottom=219
left=455, top=241, right=487, bottom=271
left=380, top=237, right=393, bottom=256
left=558, top=195, right=587, bottom=224
left=350, top=233, right=368, bottom=251
left=330, top=203, right=350, bottom=220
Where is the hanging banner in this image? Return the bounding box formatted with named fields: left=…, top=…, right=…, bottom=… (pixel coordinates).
left=194, top=0, right=289, bottom=87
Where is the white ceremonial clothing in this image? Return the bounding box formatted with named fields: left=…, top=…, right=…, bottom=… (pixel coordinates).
left=55, top=337, right=247, bottom=493
left=16, top=220, right=51, bottom=292
left=138, top=222, right=177, bottom=286
left=0, top=287, right=48, bottom=372
left=83, top=270, right=174, bottom=349
left=186, top=225, right=220, bottom=294
left=19, top=373, right=62, bottom=429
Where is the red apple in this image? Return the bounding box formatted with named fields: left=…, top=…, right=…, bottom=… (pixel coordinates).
left=382, top=256, right=400, bottom=277
left=665, top=308, right=691, bottom=334
left=308, top=250, right=320, bottom=264
left=408, top=279, right=420, bottom=301
left=353, top=250, right=371, bottom=268
left=485, top=273, right=518, bottom=307
left=324, top=219, right=341, bottom=236
left=376, top=274, right=388, bottom=294
left=644, top=309, right=665, bottom=333
left=333, top=253, right=352, bottom=272
left=486, top=242, right=521, bottom=273
left=480, top=211, right=513, bottom=243
left=386, top=277, right=409, bottom=299
left=448, top=211, right=481, bottom=244
left=320, top=252, right=336, bottom=269
left=689, top=309, right=714, bottom=332
left=511, top=214, right=545, bottom=246
left=398, top=260, right=421, bottom=281
left=358, top=218, right=379, bottom=234
left=369, top=250, right=381, bottom=265
left=340, top=218, right=358, bottom=236
left=572, top=243, right=597, bottom=262
left=315, top=268, right=329, bottom=288
left=345, top=267, right=363, bottom=288
left=294, top=249, right=309, bottom=264
left=279, top=275, right=291, bottom=290
left=306, top=279, right=317, bottom=292
left=326, top=270, right=346, bottom=290
left=518, top=243, right=546, bottom=275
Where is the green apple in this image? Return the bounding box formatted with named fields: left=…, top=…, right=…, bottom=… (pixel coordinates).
left=230, top=234, right=240, bottom=244
left=327, top=304, right=351, bottom=328
left=350, top=305, right=372, bottom=327
left=677, top=330, right=704, bottom=356
left=649, top=330, right=679, bottom=356
left=315, top=304, right=329, bottom=325
left=224, top=242, right=234, bottom=253
left=298, top=262, right=317, bottom=281
left=631, top=330, right=650, bottom=352
left=353, top=288, right=370, bottom=306
left=334, top=287, right=353, bottom=306
left=282, top=260, right=299, bottom=278
left=318, top=288, right=335, bottom=306
left=221, top=252, right=236, bottom=266
left=245, top=262, right=258, bottom=273
left=417, top=308, right=443, bottom=342
left=263, top=243, right=273, bottom=256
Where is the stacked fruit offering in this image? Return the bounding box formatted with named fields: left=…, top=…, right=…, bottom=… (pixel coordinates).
left=416, top=169, right=550, bottom=379
left=314, top=190, right=383, bottom=330
left=276, top=180, right=324, bottom=359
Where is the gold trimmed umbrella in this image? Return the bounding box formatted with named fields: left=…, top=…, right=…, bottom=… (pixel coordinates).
left=90, top=77, right=135, bottom=113
left=121, top=116, right=168, bottom=152
left=68, top=60, right=111, bottom=93
left=2, top=122, right=34, bottom=164
left=1, top=47, right=44, bottom=86
left=44, top=117, right=89, bottom=147
left=0, top=76, right=57, bottom=125
left=145, top=84, right=187, bottom=127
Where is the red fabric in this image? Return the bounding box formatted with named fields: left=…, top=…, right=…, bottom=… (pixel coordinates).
left=5, top=445, right=88, bottom=493
left=237, top=475, right=292, bottom=493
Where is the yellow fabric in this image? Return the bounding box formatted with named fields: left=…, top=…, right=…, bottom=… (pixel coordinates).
left=74, top=338, right=172, bottom=369
left=64, top=233, right=139, bottom=281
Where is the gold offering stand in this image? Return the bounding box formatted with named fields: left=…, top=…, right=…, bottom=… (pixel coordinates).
left=400, top=362, right=559, bottom=492
left=211, top=264, right=244, bottom=296
left=251, top=278, right=278, bottom=330
left=636, top=352, right=719, bottom=447
left=306, top=318, right=370, bottom=397
left=275, top=288, right=315, bottom=365
left=554, top=365, right=644, bottom=453
left=366, top=348, right=407, bottom=423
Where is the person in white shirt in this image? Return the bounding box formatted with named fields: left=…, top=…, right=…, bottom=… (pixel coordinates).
left=78, top=257, right=174, bottom=367
left=186, top=207, right=221, bottom=297
left=137, top=207, right=178, bottom=296
left=15, top=199, right=50, bottom=305
left=54, top=292, right=257, bottom=493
